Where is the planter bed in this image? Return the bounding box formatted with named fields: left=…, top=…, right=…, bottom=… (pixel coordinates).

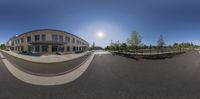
left=112, top=51, right=185, bottom=60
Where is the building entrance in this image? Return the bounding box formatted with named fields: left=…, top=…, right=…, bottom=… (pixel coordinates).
left=52, top=45, right=58, bottom=52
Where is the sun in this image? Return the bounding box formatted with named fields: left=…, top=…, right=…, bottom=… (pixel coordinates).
left=97, top=32, right=104, bottom=38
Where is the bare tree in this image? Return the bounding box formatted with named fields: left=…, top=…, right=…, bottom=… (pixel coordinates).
left=157, top=34, right=165, bottom=51
left=127, top=31, right=142, bottom=51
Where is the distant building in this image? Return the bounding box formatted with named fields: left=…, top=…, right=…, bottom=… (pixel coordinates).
left=6, top=36, right=16, bottom=50
left=92, top=46, right=103, bottom=50
left=6, top=29, right=89, bottom=55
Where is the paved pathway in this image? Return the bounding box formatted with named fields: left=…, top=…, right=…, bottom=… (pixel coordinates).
left=0, top=49, right=90, bottom=63
left=2, top=52, right=90, bottom=74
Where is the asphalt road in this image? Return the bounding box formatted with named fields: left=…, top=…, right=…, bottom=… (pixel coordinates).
left=1, top=52, right=90, bottom=74
left=0, top=51, right=200, bottom=99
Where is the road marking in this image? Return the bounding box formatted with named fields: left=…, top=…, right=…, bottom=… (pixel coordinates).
left=94, top=51, right=111, bottom=55
left=0, top=52, right=5, bottom=59
left=2, top=53, right=95, bottom=86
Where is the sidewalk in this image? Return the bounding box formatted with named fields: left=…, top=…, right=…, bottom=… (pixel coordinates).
left=0, top=49, right=91, bottom=63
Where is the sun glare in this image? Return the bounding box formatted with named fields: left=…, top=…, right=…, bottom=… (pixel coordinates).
left=97, top=32, right=104, bottom=38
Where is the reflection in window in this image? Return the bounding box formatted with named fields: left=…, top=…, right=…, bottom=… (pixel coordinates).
left=35, top=45, right=40, bottom=52
left=65, top=36, right=70, bottom=43
left=42, top=45, right=48, bottom=52
left=59, top=35, right=63, bottom=42
left=27, top=36, right=31, bottom=42
left=72, top=38, right=75, bottom=44
left=20, top=38, right=24, bottom=43
left=35, top=35, right=40, bottom=41
left=42, top=34, right=46, bottom=41
left=52, top=34, right=58, bottom=42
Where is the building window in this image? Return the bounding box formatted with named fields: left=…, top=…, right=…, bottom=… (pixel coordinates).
left=35, top=35, right=40, bottom=41
left=27, top=36, right=31, bottom=42
left=67, top=46, right=70, bottom=51
left=20, top=46, right=24, bottom=51
left=42, top=45, right=48, bottom=52
left=11, top=41, right=14, bottom=46
left=72, top=38, right=75, bottom=44
left=17, top=46, right=20, bottom=51
left=21, top=38, right=24, bottom=43
left=28, top=46, right=32, bottom=52
left=35, top=45, right=40, bottom=52
left=76, top=40, right=79, bottom=45
left=52, top=34, right=58, bottom=42
left=41, top=34, right=46, bottom=41
left=17, top=39, right=20, bottom=44
left=65, top=37, right=70, bottom=43
left=15, top=40, right=17, bottom=44
left=59, top=35, right=63, bottom=42
left=52, top=45, right=58, bottom=52
left=73, top=46, right=77, bottom=51
left=59, top=45, right=64, bottom=52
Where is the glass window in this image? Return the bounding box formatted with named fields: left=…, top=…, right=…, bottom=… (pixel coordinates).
left=72, top=38, right=75, bottom=44
left=35, top=45, right=40, bottom=52
left=59, top=35, right=63, bottom=42
left=35, top=35, right=40, bottom=41
left=65, top=37, right=70, bottom=43
left=28, top=46, right=32, bottom=52
left=73, top=46, right=76, bottom=51
left=67, top=46, right=70, bottom=51
left=21, top=46, right=24, bottom=51
left=42, top=34, right=46, bottom=41
left=42, top=45, right=48, bottom=52
left=52, top=45, right=58, bottom=52
left=59, top=45, right=64, bottom=52
left=17, top=39, right=20, bottom=44
left=21, top=38, right=24, bottom=43
left=27, top=36, right=31, bottom=42
left=52, top=34, right=58, bottom=42
left=17, top=47, right=20, bottom=51
left=15, top=40, right=17, bottom=44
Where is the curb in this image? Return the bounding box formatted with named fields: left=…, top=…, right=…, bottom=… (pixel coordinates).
left=9, top=53, right=92, bottom=77
left=1, top=52, right=95, bottom=86
left=0, top=49, right=91, bottom=64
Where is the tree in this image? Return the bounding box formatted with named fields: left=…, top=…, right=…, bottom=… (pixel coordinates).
left=105, top=46, right=110, bottom=50
left=168, top=45, right=172, bottom=48
left=173, top=43, right=178, bottom=48
left=120, top=43, right=127, bottom=51
left=127, top=31, right=142, bottom=50
left=115, top=40, right=120, bottom=50
left=109, top=40, right=115, bottom=50
left=0, top=44, right=6, bottom=50
left=91, top=42, right=95, bottom=50
left=157, top=34, right=165, bottom=49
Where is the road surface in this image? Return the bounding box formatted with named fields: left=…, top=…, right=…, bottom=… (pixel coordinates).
left=0, top=51, right=200, bottom=99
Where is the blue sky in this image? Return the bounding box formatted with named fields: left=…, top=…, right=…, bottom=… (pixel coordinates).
left=0, top=0, right=200, bottom=47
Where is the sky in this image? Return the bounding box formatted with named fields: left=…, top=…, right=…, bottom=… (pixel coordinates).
left=0, top=0, right=200, bottom=47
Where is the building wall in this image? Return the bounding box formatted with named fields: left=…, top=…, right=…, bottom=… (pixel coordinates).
left=10, top=29, right=89, bottom=55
